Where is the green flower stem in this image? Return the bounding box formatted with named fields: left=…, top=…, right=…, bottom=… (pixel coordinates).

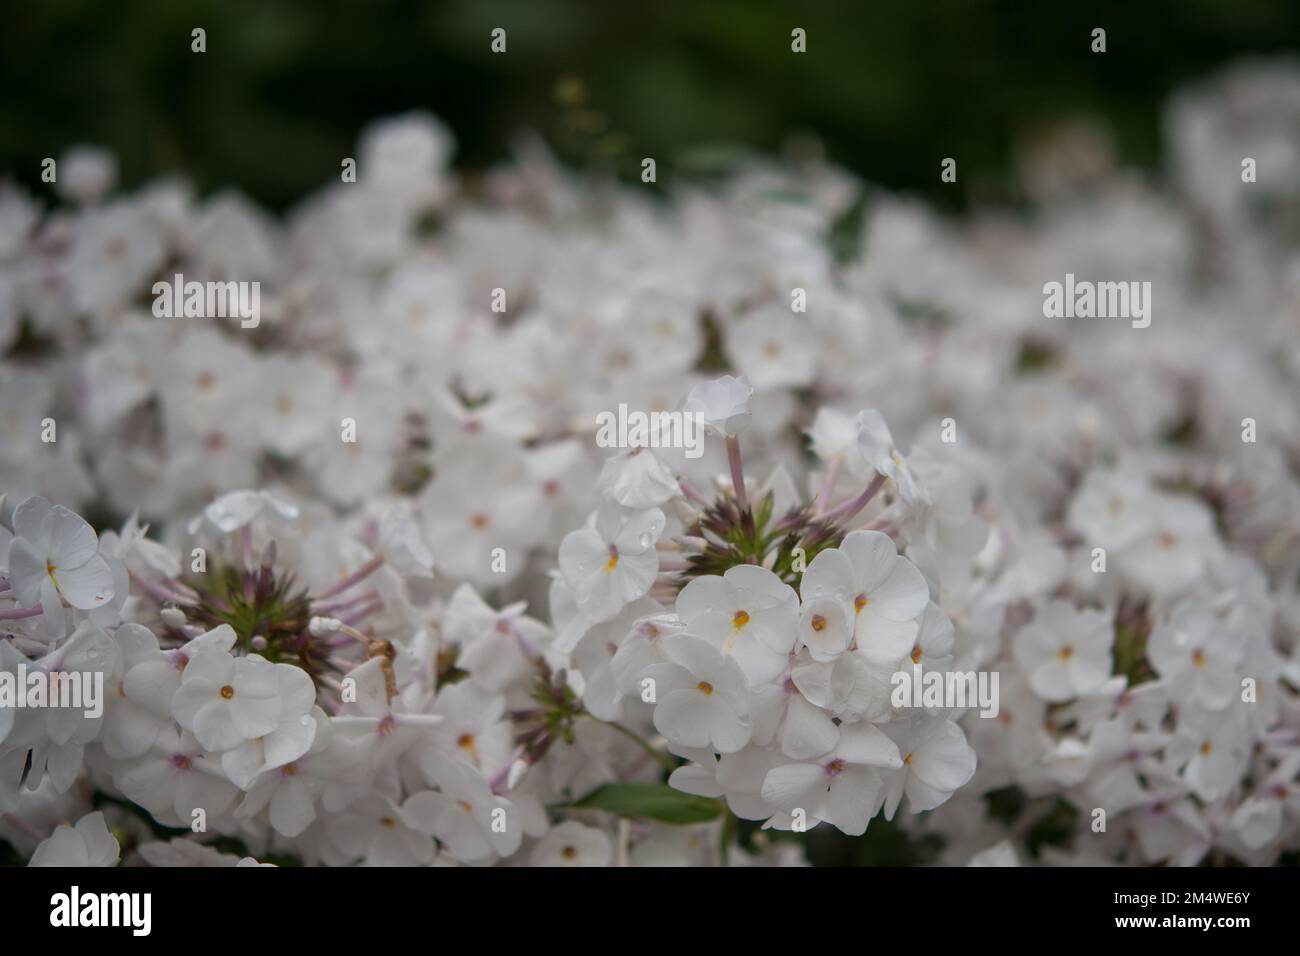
left=601, top=718, right=678, bottom=772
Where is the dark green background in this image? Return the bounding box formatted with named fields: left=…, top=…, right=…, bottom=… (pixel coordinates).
left=3, top=0, right=1298, bottom=212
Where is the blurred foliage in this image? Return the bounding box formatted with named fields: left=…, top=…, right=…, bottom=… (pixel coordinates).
left=2, top=0, right=1299, bottom=212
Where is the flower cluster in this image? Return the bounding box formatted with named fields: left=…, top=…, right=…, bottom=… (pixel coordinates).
left=3, top=59, right=1300, bottom=866
left=551, top=379, right=980, bottom=837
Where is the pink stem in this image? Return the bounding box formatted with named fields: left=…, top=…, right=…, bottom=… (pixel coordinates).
left=240, top=526, right=254, bottom=568
left=313, top=589, right=380, bottom=615
left=725, top=435, right=748, bottom=512
left=338, top=600, right=384, bottom=627
left=814, top=457, right=842, bottom=516
left=315, top=555, right=385, bottom=601
left=821, top=472, right=887, bottom=525
left=0, top=605, right=43, bottom=620
left=678, top=479, right=710, bottom=507
left=129, top=570, right=196, bottom=607
left=1, top=813, right=48, bottom=842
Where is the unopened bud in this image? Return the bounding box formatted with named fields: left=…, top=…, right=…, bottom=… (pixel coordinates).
left=506, top=759, right=530, bottom=790
left=159, top=607, right=188, bottom=629
left=309, top=615, right=343, bottom=636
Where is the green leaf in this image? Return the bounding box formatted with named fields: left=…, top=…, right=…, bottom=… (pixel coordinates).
left=573, top=782, right=724, bottom=824
left=827, top=191, right=869, bottom=265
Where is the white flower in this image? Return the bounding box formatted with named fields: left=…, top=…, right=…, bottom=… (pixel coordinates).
left=191, top=489, right=300, bottom=535
left=67, top=201, right=165, bottom=314
left=558, top=502, right=664, bottom=623
left=595, top=446, right=681, bottom=509
left=856, top=410, right=928, bottom=505
left=6, top=497, right=115, bottom=631
left=571, top=597, right=668, bottom=720
left=760, top=722, right=902, bottom=835
left=797, top=595, right=854, bottom=663
left=640, top=634, right=753, bottom=753
left=251, top=355, right=337, bottom=456
left=1121, top=495, right=1220, bottom=597
left=171, top=650, right=284, bottom=752
left=442, top=584, right=548, bottom=692
left=877, top=713, right=977, bottom=817
left=112, top=625, right=238, bottom=757
left=358, top=111, right=455, bottom=202
left=419, top=440, right=541, bottom=587
left=403, top=754, right=521, bottom=863
left=675, top=565, right=799, bottom=684
left=1147, top=601, right=1243, bottom=710
left=100, top=623, right=168, bottom=759
left=29, top=811, right=119, bottom=867
left=219, top=662, right=318, bottom=788
left=801, top=530, right=930, bottom=664
left=325, top=794, right=437, bottom=867
left=56, top=145, right=117, bottom=204
left=807, top=407, right=873, bottom=480
left=1012, top=602, right=1113, bottom=702
left=1171, top=705, right=1248, bottom=802
left=968, top=842, right=1020, bottom=867
left=237, top=711, right=367, bottom=838
left=725, top=304, right=820, bottom=389
left=114, top=728, right=239, bottom=825
left=529, top=820, right=613, bottom=866
left=1066, top=460, right=1158, bottom=550
left=423, top=681, right=513, bottom=775
left=681, top=374, right=754, bottom=437
left=377, top=504, right=435, bottom=578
